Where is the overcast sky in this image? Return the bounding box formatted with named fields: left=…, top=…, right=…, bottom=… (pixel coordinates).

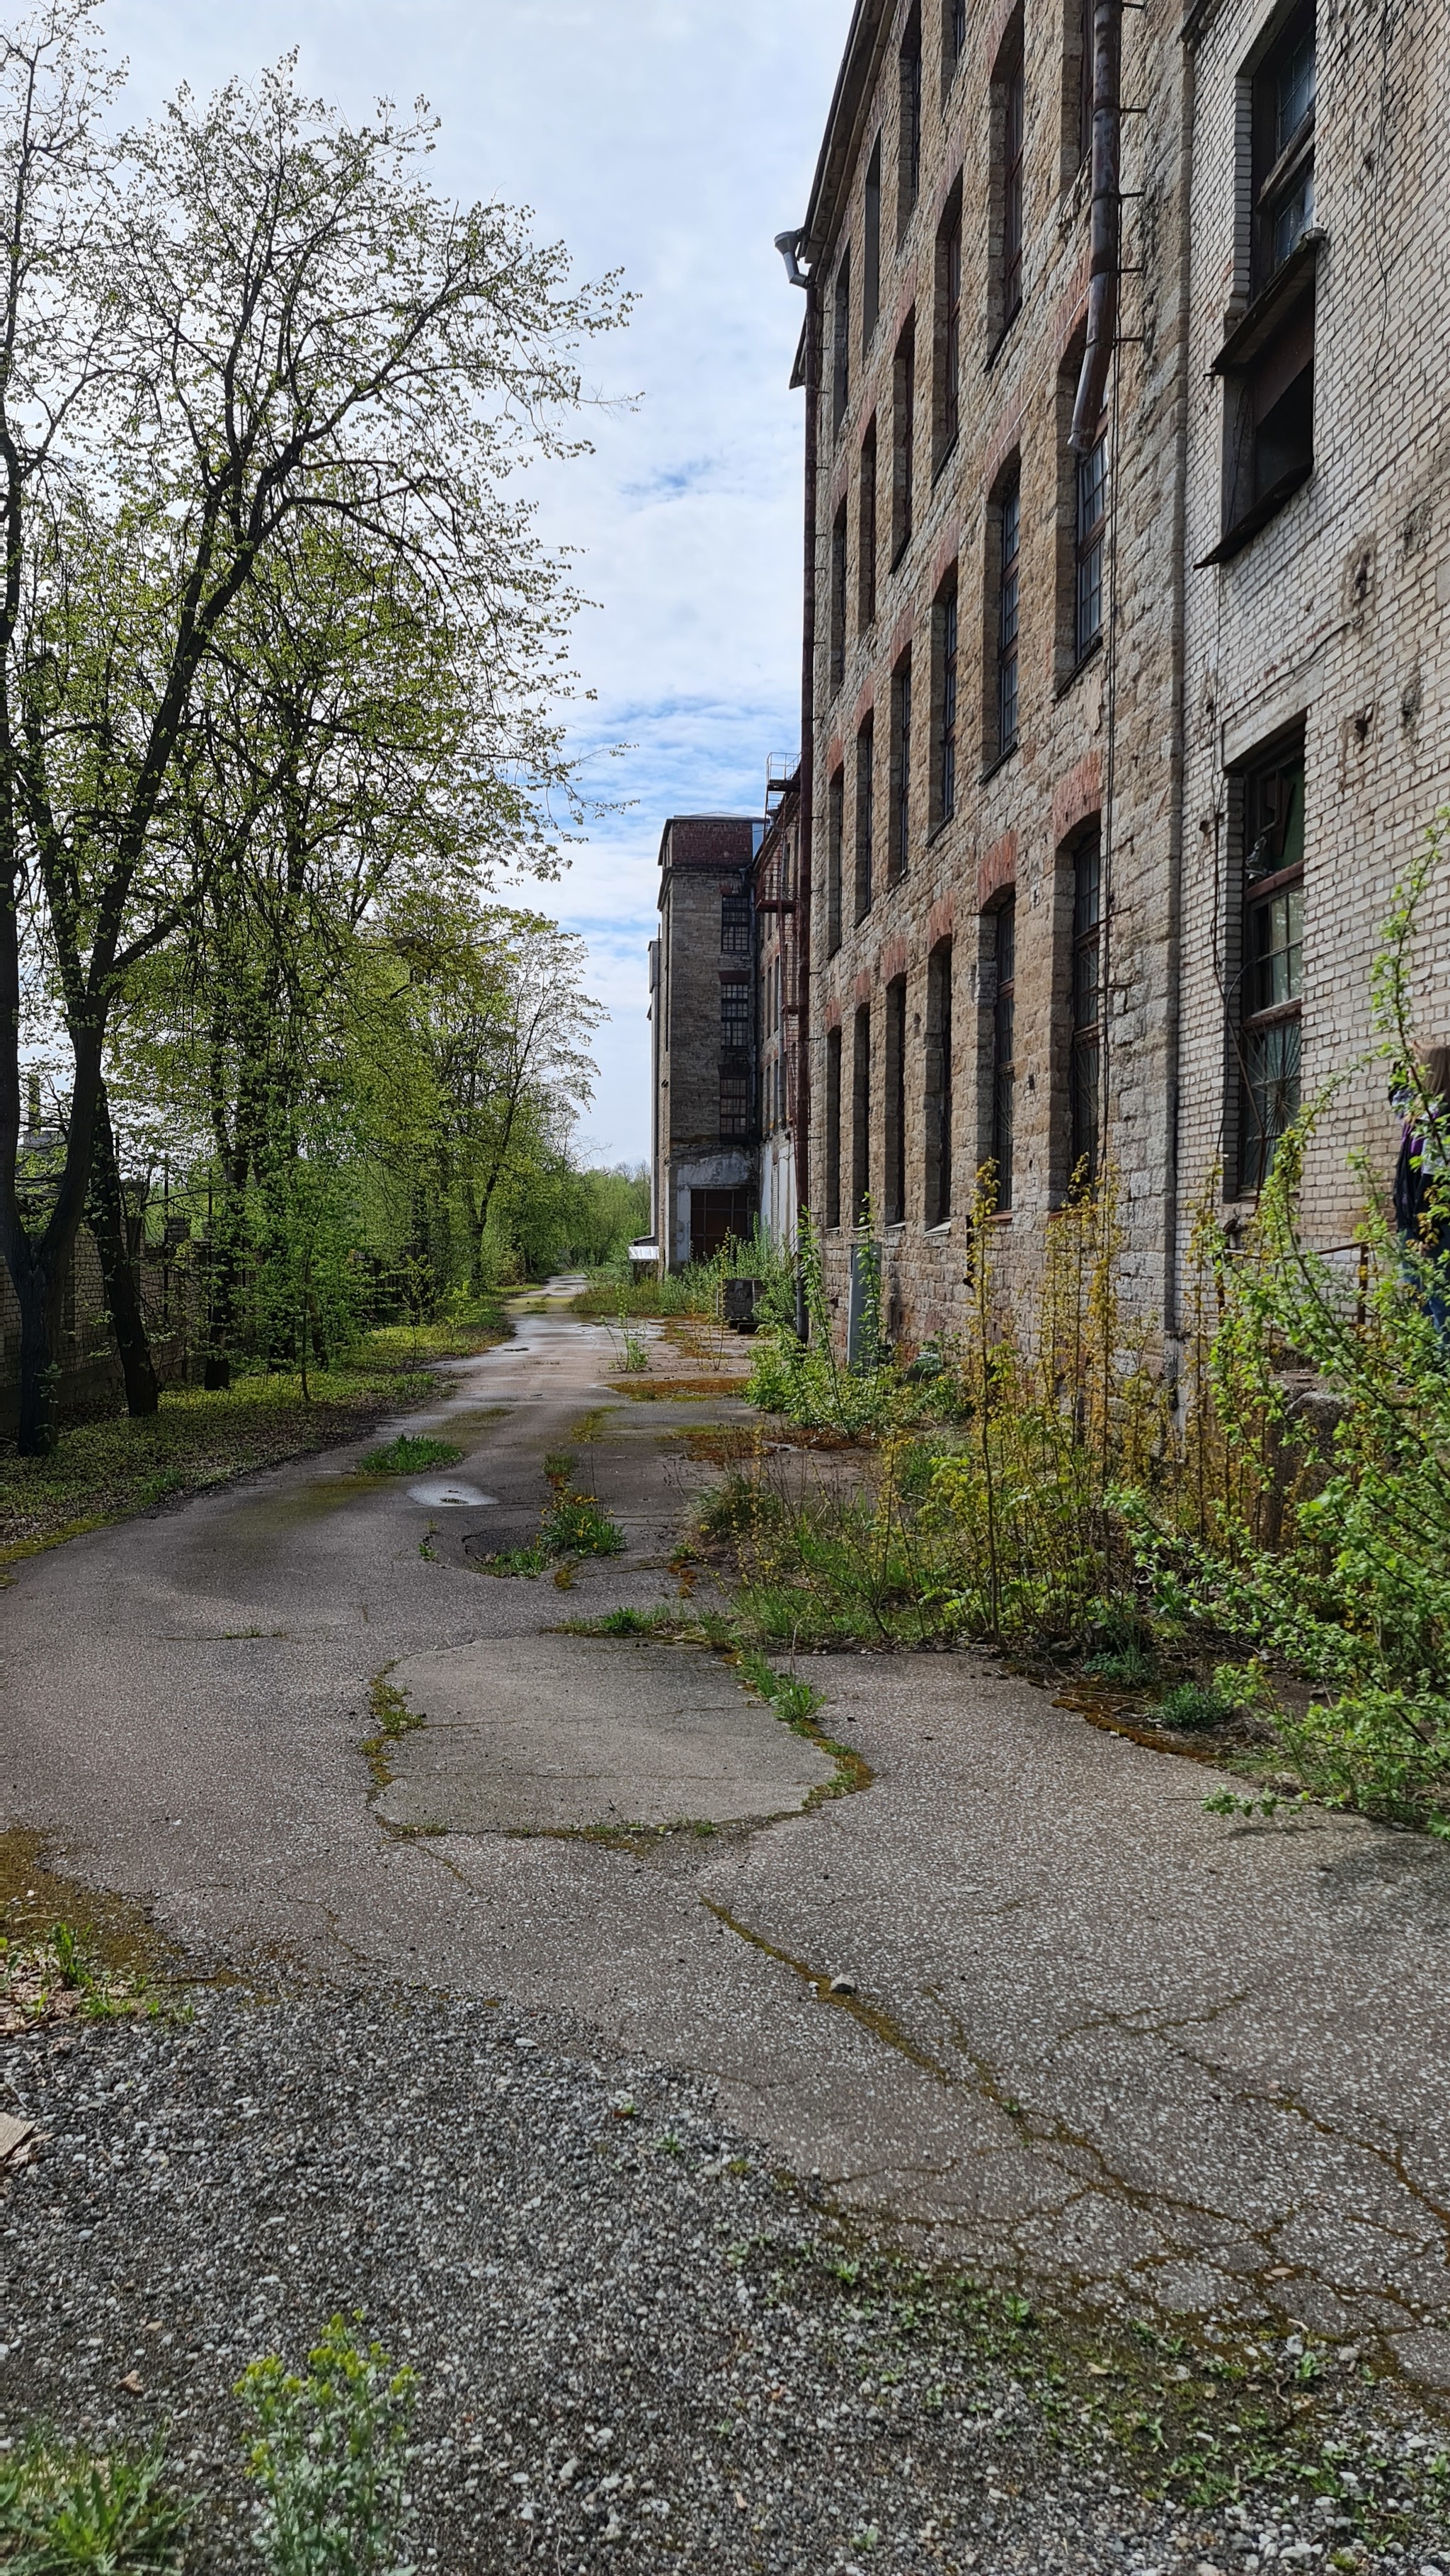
left=103, top=0, right=850, bottom=1166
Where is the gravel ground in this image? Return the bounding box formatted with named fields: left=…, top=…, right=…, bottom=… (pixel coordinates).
left=3, top=1986, right=1448, bottom=2574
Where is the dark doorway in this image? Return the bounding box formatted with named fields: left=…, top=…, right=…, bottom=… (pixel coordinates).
left=690, top=1187, right=753, bottom=1264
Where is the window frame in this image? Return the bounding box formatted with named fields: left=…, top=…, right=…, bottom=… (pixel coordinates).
left=851, top=1001, right=872, bottom=1224
left=825, top=1023, right=843, bottom=1228
left=1073, top=426, right=1107, bottom=663
left=884, top=975, right=907, bottom=1226
left=829, top=498, right=849, bottom=694
left=721, top=889, right=751, bottom=957
left=855, top=715, right=876, bottom=923
left=991, top=895, right=1016, bottom=1212
left=925, top=939, right=954, bottom=1225
left=862, top=137, right=882, bottom=350
left=1235, top=733, right=1306, bottom=1197
left=935, top=577, right=959, bottom=828
left=890, top=651, right=913, bottom=886
left=936, top=187, right=964, bottom=473
left=898, top=8, right=923, bottom=239
left=858, top=417, right=879, bottom=630
left=891, top=317, right=916, bottom=568
left=1068, top=826, right=1102, bottom=1187
left=831, top=246, right=852, bottom=436
left=993, top=18, right=1027, bottom=343
left=826, top=765, right=845, bottom=957
left=995, top=473, right=1022, bottom=761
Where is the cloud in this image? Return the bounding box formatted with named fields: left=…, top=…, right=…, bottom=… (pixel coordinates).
left=104, top=0, right=850, bottom=1161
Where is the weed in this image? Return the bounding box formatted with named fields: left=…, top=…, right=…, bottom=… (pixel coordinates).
left=1159, top=1681, right=1238, bottom=1731
left=0, top=2432, right=187, bottom=2571
left=238, top=2313, right=414, bottom=2576
left=368, top=1672, right=423, bottom=1740
left=1, top=1923, right=155, bottom=2037
left=592, top=1606, right=661, bottom=1635
left=476, top=1541, right=552, bottom=1578
left=1083, top=1643, right=1156, bottom=1687
left=540, top=1491, right=624, bottom=1558
left=359, top=1435, right=462, bottom=1475
left=542, top=1450, right=576, bottom=1491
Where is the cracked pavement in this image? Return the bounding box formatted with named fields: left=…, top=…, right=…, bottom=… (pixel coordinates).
left=3, top=1292, right=1449, bottom=2391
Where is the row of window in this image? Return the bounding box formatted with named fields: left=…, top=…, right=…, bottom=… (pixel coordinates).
left=820, top=733, right=1306, bottom=1224
left=833, top=0, right=1097, bottom=455
left=833, top=0, right=1318, bottom=585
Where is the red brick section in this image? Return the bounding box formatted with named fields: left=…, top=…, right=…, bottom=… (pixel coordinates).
left=978, top=828, right=1018, bottom=910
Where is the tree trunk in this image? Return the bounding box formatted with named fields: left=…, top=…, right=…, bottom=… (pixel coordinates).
left=88, top=1083, right=160, bottom=1417
left=12, top=1258, right=61, bottom=1456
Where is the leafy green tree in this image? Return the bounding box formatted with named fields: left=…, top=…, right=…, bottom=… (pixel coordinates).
left=0, top=6, right=625, bottom=1448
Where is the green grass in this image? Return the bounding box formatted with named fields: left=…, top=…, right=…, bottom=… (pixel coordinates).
left=476, top=1486, right=627, bottom=1579
left=358, top=1434, right=463, bottom=1475
left=0, top=2432, right=187, bottom=2570
left=0, top=1321, right=505, bottom=1561
left=1159, top=1680, right=1238, bottom=1731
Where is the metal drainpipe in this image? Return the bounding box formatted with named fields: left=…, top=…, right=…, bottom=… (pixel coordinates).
left=1162, top=23, right=1198, bottom=1347
left=1071, top=0, right=1124, bottom=455
left=794, top=266, right=820, bottom=1339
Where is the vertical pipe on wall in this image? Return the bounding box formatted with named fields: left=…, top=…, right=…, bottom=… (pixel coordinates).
left=796, top=269, right=821, bottom=1327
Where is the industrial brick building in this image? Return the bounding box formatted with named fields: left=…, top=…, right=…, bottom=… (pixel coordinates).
left=752, top=0, right=1450, bottom=1347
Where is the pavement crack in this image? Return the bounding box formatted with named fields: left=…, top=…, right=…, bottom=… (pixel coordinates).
left=701, top=1900, right=954, bottom=2082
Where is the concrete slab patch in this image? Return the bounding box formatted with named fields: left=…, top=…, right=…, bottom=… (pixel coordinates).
left=375, top=1632, right=835, bottom=1834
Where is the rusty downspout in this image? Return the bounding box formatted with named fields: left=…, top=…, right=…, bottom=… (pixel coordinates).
left=795, top=266, right=821, bottom=1333
left=1071, top=0, right=1124, bottom=455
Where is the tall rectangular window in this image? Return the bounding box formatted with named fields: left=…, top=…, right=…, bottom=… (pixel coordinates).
left=1074, top=430, right=1106, bottom=660
left=1073, top=0, right=1093, bottom=173
left=996, top=474, right=1021, bottom=758
left=826, top=1025, right=843, bottom=1227
left=1216, top=4, right=1317, bottom=558
left=830, top=500, right=848, bottom=693
left=898, top=10, right=923, bottom=236
left=891, top=653, right=912, bottom=884
left=1070, top=828, right=1102, bottom=1183
left=884, top=978, right=907, bottom=1226
left=827, top=767, right=844, bottom=956
left=1239, top=739, right=1305, bottom=1193
left=946, top=0, right=967, bottom=85
left=852, top=1002, right=872, bottom=1222
left=936, top=580, right=958, bottom=826
left=1254, top=3, right=1315, bottom=292
left=937, top=195, right=963, bottom=467
left=891, top=319, right=916, bottom=565
left=721, top=976, right=753, bottom=1053
left=862, top=139, right=881, bottom=348
left=832, top=247, right=851, bottom=434
left=855, top=717, right=875, bottom=921
left=995, top=20, right=1026, bottom=335
left=925, top=941, right=953, bottom=1225
left=858, top=419, right=878, bottom=629
left=992, top=898, right=1015, bottom=1209
left=721, top=889, right=751, bottom=956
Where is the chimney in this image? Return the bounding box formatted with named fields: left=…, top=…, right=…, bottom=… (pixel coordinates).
left=26, top=1071, right=41, bottom=1134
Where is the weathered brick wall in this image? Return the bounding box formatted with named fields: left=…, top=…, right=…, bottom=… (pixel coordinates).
left=1, top=1236, right=204, bottom=1430
left=1177, top=0, right=1450, bottom=1294
left=797, top=0, right=1450, bottom=1360
left=804, top=0, right=1189, bottom=1351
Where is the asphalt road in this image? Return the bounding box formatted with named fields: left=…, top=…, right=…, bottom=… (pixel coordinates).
left=4, top=1294, right=1449, bottom=2393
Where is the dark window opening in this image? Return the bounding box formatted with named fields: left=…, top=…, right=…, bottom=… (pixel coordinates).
left=826, top=1026, right=843, bottom=1228
left=885, top=977, right=907, bottom=1226
left=992, top=897, right=1015, bottom=1210
left=937, top=581, right=959, bottom=826
left=899, top=10, right=923, bottom=234
left=1238, top=739, right=1305, bottom=1194
left=721, top=890, right=751, bottom=957
left=1253, top=2, right=1315, bottom=295
left=830, top=501, right=848, bottom=693
left=827, top=767, right=844, bottom=957
left=1214, top=4, right=1317, bottom=559
left=852, top=1003, right=872, bottom=1223
left=858, top=419, right=879, bottom=629
left=690, top=1187, right=752, bottom=1263
left=925, top=941, right=953, bottom=1225
left=721, top=978, right=753, bottom=1052
left=946, top=0, right=967, bottom=86
left=1075, top=428, right=1107, bottom=661
left=892, top=319, right=916, bottom=565
left=855, top=718, right=875, bottom=921
left=937, top=194, right=963, bottom=467
left=832, top=248, right=851, bottom=434
left=891, top=653, right=912, bottom=884
left=996, top=474, right=1021, bottom=758
left=1073, top=0, right=1093, bottom=173
left=1070, top=826, right=1102, bottom=1184
left=995, top=21, right=1026, bottom=336
left=863, top=139, right=881, bottom=348
left=718, top=1077, right=752, bottom=1141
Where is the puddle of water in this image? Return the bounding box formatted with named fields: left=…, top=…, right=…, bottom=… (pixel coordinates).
left=406, top=1480, right=497, bottom=1509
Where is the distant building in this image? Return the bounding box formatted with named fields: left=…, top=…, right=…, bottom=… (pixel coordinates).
left=753, top=764, right=804, bottom=1255
left=650, top=813, right=762, bottom=1270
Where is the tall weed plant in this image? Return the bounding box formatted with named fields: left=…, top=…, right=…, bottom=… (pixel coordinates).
left=238, top=2315, right=415, bottom=2576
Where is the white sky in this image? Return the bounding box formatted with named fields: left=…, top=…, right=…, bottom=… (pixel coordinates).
left=103, top=0, right=851, bottom=1167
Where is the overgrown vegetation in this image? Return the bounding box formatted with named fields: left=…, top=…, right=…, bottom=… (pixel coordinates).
left=0, top=1920, right=158, bottom=2038
left=573, top=1222, right=798, bottom=1321
left=358, top=1435, right=462, bottom=1476
left=716, top=825, right=1450, bottom=1837
left=0, top=2434, right=187, bottom=2573
left=0, top=1326, right=496, bottom=1558
left=238, top=2315, right=415, bottom=2576
left=476, top=1450, right=625, bottom=1577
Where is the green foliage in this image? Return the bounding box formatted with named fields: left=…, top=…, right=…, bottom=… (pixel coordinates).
left=540, top=1491, right=625, bottom=1558
left=237, top=2315, right=415, bottom=2576
left=1158, top=1682, right=1236, bottom=1732
left=359, top=1436, right=463, bottom=1475
left=0, top=2434, right=186, bottom=2572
